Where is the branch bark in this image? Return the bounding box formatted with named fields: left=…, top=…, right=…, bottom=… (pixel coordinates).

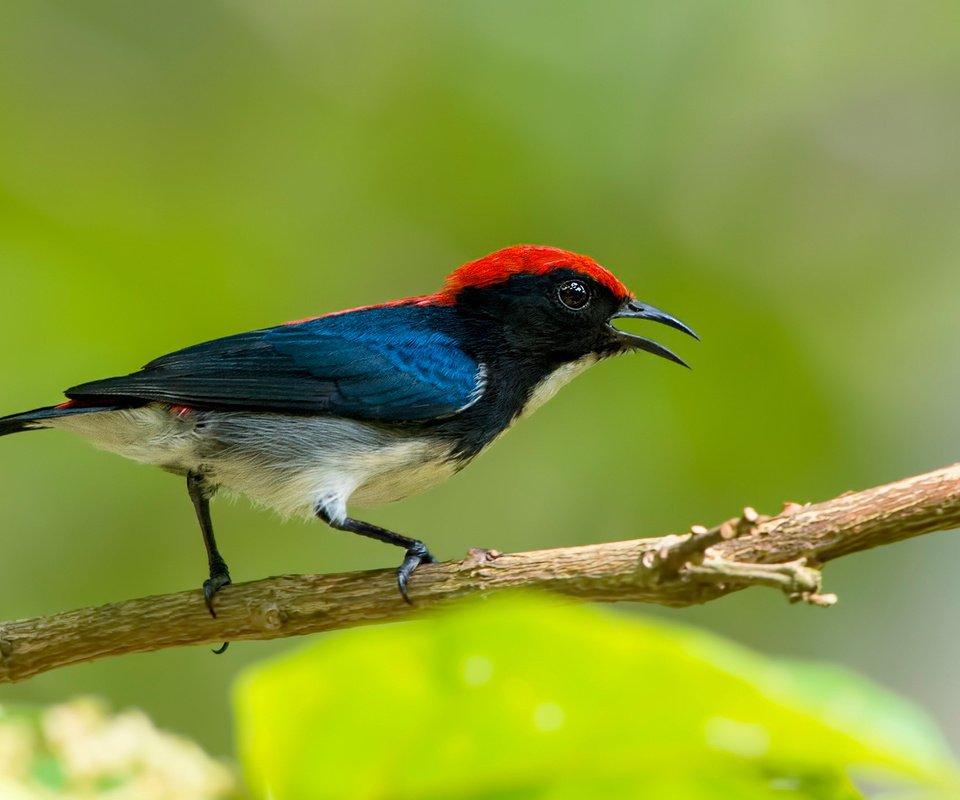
left=2, top=463, right=959, bottom=683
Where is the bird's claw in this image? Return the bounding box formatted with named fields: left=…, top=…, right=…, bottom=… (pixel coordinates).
left=397, top=542, right=435, bottom=605
left=202, top=570, right=232, bottom=618
left=203, top=570, right=232, bottom=655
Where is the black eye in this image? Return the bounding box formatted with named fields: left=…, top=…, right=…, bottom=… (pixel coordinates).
left=557, top=280, right=590, bottom=310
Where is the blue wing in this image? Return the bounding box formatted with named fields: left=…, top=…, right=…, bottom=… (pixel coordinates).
left=66, top=306, right=483, bottom=422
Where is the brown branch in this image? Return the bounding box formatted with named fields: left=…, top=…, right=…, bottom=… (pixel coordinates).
left=2, top=463, right=959, bottom=683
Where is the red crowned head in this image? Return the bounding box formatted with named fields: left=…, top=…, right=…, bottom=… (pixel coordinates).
left=437, top=245, right=632, bottom=304
left=431, top=244, right=696, bottom=368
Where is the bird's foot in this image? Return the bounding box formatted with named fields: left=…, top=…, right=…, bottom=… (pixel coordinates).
left=202, top=568, right=232, bottom=618
left=397, top=542, right=435, bottom=605
left=203, top=569, right=232, bottom=655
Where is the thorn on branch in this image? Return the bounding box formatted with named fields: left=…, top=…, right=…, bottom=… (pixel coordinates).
left=459, top=548, right=504, bottom=580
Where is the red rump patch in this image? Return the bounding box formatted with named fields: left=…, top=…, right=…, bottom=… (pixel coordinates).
left=434, top=245, right=633, bottom=304
left=54, top=400, right=77, bottom=410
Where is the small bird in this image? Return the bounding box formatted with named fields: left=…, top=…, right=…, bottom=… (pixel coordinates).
left=0, top=245, right=696, bottom=613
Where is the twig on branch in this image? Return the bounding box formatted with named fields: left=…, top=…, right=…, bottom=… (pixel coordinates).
left=1, top=463, right=959, bottom=683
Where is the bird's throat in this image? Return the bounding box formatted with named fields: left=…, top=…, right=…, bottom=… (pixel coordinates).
left=516, top=354, right=599, bottom=422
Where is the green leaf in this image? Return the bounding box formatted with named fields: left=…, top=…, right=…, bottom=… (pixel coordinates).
left=234, top=595, right=959, bottom=800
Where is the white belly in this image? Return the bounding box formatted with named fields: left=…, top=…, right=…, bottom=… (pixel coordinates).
left=51, top=406, right=459, bottom=521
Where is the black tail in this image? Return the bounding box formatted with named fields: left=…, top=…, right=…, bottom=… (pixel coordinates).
left=0, top=404, right=119, bottom=437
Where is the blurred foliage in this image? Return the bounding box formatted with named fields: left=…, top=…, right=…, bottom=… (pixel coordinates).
left=0, top=698, right=237, bottom=799
left=235, top=595, right=959, bottom=799
left=1, top=0, right=959, bottom=760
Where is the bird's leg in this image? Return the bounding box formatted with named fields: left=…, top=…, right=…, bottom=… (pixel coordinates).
left=187, top=472, right=231, bottom=618
left=315, top=505, right=435, bottom=604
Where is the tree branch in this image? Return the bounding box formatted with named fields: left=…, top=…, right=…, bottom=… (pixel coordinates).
left=2, top=463, right=959, bottom=683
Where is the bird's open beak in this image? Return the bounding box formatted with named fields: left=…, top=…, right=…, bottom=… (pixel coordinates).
left=607, top=298, right=699, bottom=368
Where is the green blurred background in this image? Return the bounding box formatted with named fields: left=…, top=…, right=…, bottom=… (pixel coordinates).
left=1, top=0, right=958, bottom=759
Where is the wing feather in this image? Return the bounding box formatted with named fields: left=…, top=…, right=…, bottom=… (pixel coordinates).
left=66, top=306, right=482, bottom=422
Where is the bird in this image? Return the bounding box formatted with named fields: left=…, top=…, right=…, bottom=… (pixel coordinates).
left=0, top=245, right=696, bottom=615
